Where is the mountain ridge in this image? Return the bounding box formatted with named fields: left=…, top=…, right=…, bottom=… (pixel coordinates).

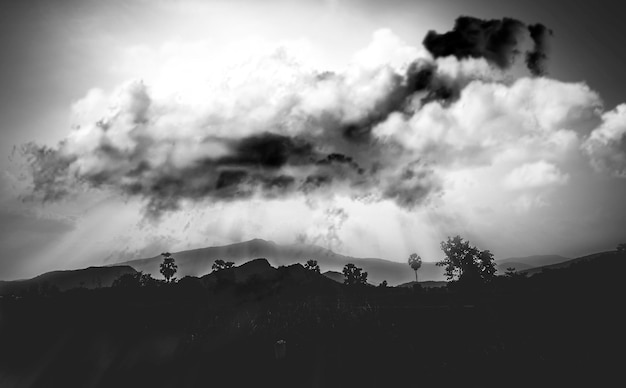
left=114, top=239, right=446, bottom=286
left=0, top=239, right=600, bottom=293
left=0, top=265, right=137, bottom=295
left=114, top=239, right=575, bottom=286
left=520, top=251, right=614, bottom=276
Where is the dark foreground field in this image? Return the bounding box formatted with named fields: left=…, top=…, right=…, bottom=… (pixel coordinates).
left=1, top=253, right=624, bottom=388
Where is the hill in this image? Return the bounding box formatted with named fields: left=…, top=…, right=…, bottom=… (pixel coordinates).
left=0, top=265, right=137, bottom=296
left=322, top=270, right=345, bottom=284
left=0, top=244, right=594, bottom=295
left=496, top=254, right=569, bottom=273
left=521, top=251, right=614, bottom=276
left=116, top=239, right=446, bottom=286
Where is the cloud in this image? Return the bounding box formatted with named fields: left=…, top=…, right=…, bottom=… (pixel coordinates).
left=16, top=17, right=620, bottom=222
left=583, top=104, right=626, bottom=177
left=297, top=206, right=349, bottom=251
left=423, top=16, right=553, bottom=75
left=511, top=194, right=549, bottom=213
left=373, top=77, right=601, bottom=168
left=504, top=161, right=570, bottom=190
left=18, top=34, right=457, bottom=217
left=526, top=23, right=553, bottom=76
left=352, top=28, right=429, bottom=72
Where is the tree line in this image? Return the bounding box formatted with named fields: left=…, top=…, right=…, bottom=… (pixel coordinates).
left=115, top=238, right=625, bottom=290
left=139, top=235, right=497, bottom=288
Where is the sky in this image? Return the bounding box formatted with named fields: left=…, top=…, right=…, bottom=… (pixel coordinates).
left=1, top=0, right=625, bottom=280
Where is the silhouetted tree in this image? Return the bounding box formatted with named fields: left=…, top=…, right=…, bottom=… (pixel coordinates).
left=379, top=280, right=388, bottom=288
left=437, top=236, right=496, bottom=285
left=478, top=249, right=496, bottom=282
left=408, top=253, right=422, bottom=282
left=212, top=259, right=235, bottom=272
left=160, top=252, right=178, bottom=283
left=504, top=266, right=527, bottom=280
left=505, top=267, right=517, bottom=277
left=342, top=263, right=368, bottom=286
left=304, top=259, right=320, bottom=273
left=113, top=271, right=157, bottom=288
left=501, top=266, right=528, bottom=291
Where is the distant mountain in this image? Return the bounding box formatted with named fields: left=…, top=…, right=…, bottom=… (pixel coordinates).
left=521, top=251, right=614, bottom=276
left=322, top=271, right=345, bottom=284
left=196, top=258, right=340, bottom=292
left=496, top=255, right=570, bottom=273
left=116, top=239, right=447, bottom=286
left=496, top=261, right=535, bottom=273
left=203, top=258, right=279, bottom=285
left=0, top=265, right=137, bottom=296
left=0, top=245, right=615, bottom=297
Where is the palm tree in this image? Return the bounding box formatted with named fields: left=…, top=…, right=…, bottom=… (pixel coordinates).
left=408, top=253, right=422, bottom=283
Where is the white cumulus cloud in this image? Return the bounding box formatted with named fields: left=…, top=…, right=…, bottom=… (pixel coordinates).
left=583, top=104, right=626, bottom=177
left=504, top=161, right=570, bottom=190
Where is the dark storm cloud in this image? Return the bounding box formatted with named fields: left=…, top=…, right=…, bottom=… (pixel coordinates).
left=403, top=61, right=460, bottom=104
left=22, top=127, right=437, bottom=218
left=423, top=16, right=553, bottom=75
left=526, top=24, right=553, bottom=76
left=20, top=143, right=76, bottom=202
left=129, top=133, right=318, bottom=216
left=315, top=153, right=364, bottom=174
left=219, top=133, right=314, bottom=168
left=382, top=162, right=439, bottom=209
